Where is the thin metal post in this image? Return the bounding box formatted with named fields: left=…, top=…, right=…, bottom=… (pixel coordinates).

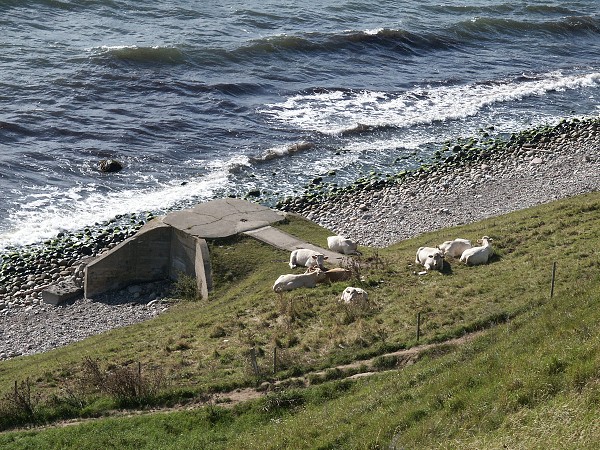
left=550, top=262, right=557, bottom=298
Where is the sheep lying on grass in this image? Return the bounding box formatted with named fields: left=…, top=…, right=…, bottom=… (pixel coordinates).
left=415, top=247, right=444, bottom=271
left=273, top=268, right=327, bottom=293
left=460, top=236, right=494, bottom=266
left=327, top=235, right=361, bottom=255
left=438, top=238, right=472, bottom=258
left=289, top=249, right=328, bottom=269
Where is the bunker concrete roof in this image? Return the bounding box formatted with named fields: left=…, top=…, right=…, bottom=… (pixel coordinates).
left=162, top=197, right=286, bottom=239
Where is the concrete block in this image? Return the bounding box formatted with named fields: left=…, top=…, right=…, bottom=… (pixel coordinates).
left=169, top=230, right=212, bottom=299
left=170, top=228, right=198, bottom=279
left=42, top=280, right=83, bottom=306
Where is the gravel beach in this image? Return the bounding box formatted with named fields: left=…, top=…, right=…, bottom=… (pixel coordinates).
left=284, top=117, right=600, bottom=247
left=1, top=117, right=598, bottom=361
left=0, top=281, right=171, bottom=360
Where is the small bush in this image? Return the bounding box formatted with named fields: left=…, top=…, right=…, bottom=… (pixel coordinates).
left=209, top=326, right=227, bottom=338
left=78, top=357, right=168, bottom=408
left=367, top=249, right=389, bottom=271
left=0, top=378, right=41, bottom=427
left=261, top=390, right=305, bottom=414
left=341, top=256, right=363, bottom=281
left=174, top=341, right=192, bottom=351
left=172, top=272, right=201, bottom=301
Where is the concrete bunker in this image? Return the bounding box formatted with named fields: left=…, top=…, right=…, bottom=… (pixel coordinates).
left=84, top=198, right=343, bottom=300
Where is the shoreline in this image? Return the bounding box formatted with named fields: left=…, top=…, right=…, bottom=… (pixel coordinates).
left=0, top=116, right=598, bottom=360
left=278, top=116, right=600, bottom=247
left=1, top=117, right=599, bottom=300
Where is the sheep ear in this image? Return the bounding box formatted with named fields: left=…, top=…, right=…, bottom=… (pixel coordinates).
left=324, top=256, right=329, bottom=260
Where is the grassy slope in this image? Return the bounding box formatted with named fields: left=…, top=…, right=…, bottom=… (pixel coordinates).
left=1, top=192, right=600, bottom=447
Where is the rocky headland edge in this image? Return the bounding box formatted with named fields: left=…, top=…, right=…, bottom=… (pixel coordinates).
left=0, top=116, right=598, bottom=360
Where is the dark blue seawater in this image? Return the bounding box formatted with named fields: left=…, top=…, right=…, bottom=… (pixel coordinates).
left=0, top=0, right=598, bottom=251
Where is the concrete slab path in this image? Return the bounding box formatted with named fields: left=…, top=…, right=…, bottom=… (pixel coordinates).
left=244, top=226, right=345, bottom=266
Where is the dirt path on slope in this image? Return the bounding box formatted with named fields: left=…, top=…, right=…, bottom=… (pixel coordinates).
left=7, top=330, right=480, bottom=434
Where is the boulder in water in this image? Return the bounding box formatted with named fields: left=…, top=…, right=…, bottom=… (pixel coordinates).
left=98, top=159, right=123, bottom=173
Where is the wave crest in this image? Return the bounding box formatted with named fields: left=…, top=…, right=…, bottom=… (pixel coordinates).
left=454, top=15, right=599, bottom=38
left=94, top=45, right=186, bottom=64
left=251, top=141, right=315, bottom=163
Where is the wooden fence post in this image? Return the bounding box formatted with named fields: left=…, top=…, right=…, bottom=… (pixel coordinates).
left=550, top=262, right=557, bottom=298
left=137, top=361, right=142, bottom=395
left=250, top=348, right=260, bottom=378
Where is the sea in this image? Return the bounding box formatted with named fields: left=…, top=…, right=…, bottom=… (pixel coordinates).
left=0, top=0, right=599, bottom=252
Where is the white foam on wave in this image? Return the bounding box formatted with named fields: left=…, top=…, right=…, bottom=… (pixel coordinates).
left=363, top=28, right=384, bottom=35
left=0, top=171, right=231, bottom=252
left=206, top=154, right=252, bottom=173
left=92, top=44, right=174, bottom=52
left=259, top=71, right=600, bottom=134
left=1, top=145, right=293, bottom=251
left=259, top=144, right=292, bottom=160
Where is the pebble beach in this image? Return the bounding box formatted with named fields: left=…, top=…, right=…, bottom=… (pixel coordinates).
left=0, top=117, right=599, bottom=361
left=281, top=117, right=600, bottom=247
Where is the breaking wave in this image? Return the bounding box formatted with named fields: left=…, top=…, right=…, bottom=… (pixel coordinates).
left=259, top=71, right=600, bottom=135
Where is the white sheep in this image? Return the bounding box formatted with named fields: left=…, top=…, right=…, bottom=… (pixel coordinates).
left=289, top=249, right=328, bottom=269
left=415, top=246, right=444, bottom=271
left=460, top=236, right=493, bottom=266
left=327, top=235, right=361, bottom=255
left=438, top=238, right=472, bottom=258
left=272, top=268, right=327, bottom=293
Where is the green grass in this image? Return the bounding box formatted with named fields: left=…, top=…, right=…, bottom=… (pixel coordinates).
left=1, top=192, right=600, bottom=447
left=219, top=278, right=600, bottom=449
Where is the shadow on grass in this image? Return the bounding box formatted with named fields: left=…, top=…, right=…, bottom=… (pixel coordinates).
left=441, top=261, right=454, bottom=275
